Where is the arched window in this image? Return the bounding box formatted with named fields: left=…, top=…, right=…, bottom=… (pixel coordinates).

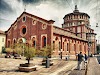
left=32, top=37, right=36, bottom=47
left=67, top=43, right=69, bottom=51
left=42, top=36, right=46, bottom=47
left=59, top=42, right=61, bottom=51
left=74, top=44, right=76, bottom=53
left=14, top=39, right=16, bottom=44
left=53, top=41, right=55, bottom=50
left=33, top=41, right=35, bottom=47
left=55, top=37, right=58, bottom=40
left=63, top=42, right=64, bottom=51
left=80, top=45, right=82, bottom=51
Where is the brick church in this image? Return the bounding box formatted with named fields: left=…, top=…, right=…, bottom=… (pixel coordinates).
left=6, top=5, right=96, bottom=58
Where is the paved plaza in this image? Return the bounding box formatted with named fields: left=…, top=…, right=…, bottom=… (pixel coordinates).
left=0, top=56, right=77, bottom=75
left=0, top=55, right=100, bottom=75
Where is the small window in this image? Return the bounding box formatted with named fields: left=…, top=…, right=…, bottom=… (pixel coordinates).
left=2, top=38, right=4, bottom=42
left=22, top=16, right=26, bottom=22
left=42, top=24, right=47, bottom=29
left=32, top=20, right=37, bottom=25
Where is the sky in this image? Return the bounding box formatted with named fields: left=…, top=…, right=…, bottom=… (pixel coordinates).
left=0, top=0, right=100, bottom=43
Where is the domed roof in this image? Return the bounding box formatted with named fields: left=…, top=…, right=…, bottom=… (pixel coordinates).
left=63, top=5, right=90, bottom=19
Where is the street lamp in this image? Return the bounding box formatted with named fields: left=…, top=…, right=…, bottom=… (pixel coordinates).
left=60, top=49, right=62, bottom=59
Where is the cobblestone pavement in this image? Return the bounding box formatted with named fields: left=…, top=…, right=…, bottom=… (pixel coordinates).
left=86, top=57, right=100, bottom=75
left=0, top=57, right=44, bottom=75
left=69, top=57, right=100, bottom=75
left=0, top=57, right=77, bottom=75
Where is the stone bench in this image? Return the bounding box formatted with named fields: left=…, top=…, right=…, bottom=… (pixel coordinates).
left=14, top=57, right=21, bottom=59
left=19, top=65, right=37, bottom=72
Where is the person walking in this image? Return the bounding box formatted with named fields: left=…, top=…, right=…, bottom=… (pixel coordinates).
left=83, top=53, right=88, bottom=69
left=77, top=52, right=84, bottom=70
left=84, top=54, right=88, bottom=63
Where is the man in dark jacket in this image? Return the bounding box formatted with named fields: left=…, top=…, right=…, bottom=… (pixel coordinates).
left=77, top=52, right=84, bottom=70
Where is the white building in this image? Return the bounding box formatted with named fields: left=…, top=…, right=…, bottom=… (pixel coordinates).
left=0, top=30, right=6, bottom=53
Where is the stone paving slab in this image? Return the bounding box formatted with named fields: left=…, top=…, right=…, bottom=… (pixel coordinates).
left=86, top=57, right=100, bottom=75
left=68, top=69, right=85, bottom=75
left=0, top=58, right=77, bottom=75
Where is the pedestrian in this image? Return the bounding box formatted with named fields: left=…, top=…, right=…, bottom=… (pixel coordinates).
left=84, top=54, right=88, bottom=63
left=77, top=52, right=84, bottom=70
left=66, top=53, right=69, bottom=61
left=83, top=53, right=88, bottom=69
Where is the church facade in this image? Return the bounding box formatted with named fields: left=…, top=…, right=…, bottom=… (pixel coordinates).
left=6, top=6, right=96, bottom=58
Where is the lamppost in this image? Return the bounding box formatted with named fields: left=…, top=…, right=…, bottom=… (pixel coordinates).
left=60, top=49, right=62, bottom=59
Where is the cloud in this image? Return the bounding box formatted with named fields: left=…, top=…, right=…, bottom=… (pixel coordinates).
left=0, top=0, right=100, bottom=41
left=19, top=0, right=42, bottom=5
left=0, top=0, right=14, bottom=13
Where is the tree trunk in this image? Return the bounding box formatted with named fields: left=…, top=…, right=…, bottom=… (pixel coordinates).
left=27, top=58, right=30, bottom=64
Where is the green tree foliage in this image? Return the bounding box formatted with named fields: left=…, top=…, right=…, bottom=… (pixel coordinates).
left=24, top=46, right=36, bottom=59
left=5, top=48, right=13, bottom=53
left=14, top=43, right=24, bottom=55
left=5, top=44, right=15, bottom=53
left=14, top=42, right=36, bottom=64
left=40, top=45, right=54, bottom=58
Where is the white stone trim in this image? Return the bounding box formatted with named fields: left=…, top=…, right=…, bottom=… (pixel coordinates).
left=22, top=15, right=26, bottom=22
left=13, top=24, right=17, bottom=30
left=20, top=14, right=52, bottom=26
left=31, top=35, right=36, bottom=40
left=42, top=23, right=47, bottom=30
left=32, top=19, right=37, bottom=25
left=20, top=25, right=27, bottom=37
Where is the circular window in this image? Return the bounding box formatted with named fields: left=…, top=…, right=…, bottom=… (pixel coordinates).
left=20, top=25, right=27, bottom=36
left=22, top=27, right=26, bottom=34
left=42, top=24, right=47, bottom=29
left=32, top=20, right=37, bottom=25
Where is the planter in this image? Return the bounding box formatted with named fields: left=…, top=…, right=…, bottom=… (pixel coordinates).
left=42, top=58, right=53, bottom=67
left=19, top=63, right=37, bottom=72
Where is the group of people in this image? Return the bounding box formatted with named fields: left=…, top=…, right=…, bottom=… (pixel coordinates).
left=77, top=52, right=88, bottom=70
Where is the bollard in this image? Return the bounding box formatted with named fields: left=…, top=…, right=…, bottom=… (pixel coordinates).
left=46, top=57, right=50, bottom=68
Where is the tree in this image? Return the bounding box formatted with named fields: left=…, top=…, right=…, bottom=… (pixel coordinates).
left=14, top=40, right=36, bottom=64
left=24, top=45, right=36, bottom=64
left=14, top=43, right=23, bottom=56
left=40, top=45, right=54, bottom=58
left=40, top=45, right=54, bottom=68
left=5, top=48, right=13, bottom=53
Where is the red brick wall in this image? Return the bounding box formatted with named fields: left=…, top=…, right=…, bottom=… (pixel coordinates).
left=6, top=13, right=52, bottom=49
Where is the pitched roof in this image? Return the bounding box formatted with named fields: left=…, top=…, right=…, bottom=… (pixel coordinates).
left=0, top=30, right=5, bottom=34
left=6, top=11, right=55, bottom=32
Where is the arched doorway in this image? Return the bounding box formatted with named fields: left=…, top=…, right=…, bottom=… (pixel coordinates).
left=17, top=38, right=26, bottom=44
